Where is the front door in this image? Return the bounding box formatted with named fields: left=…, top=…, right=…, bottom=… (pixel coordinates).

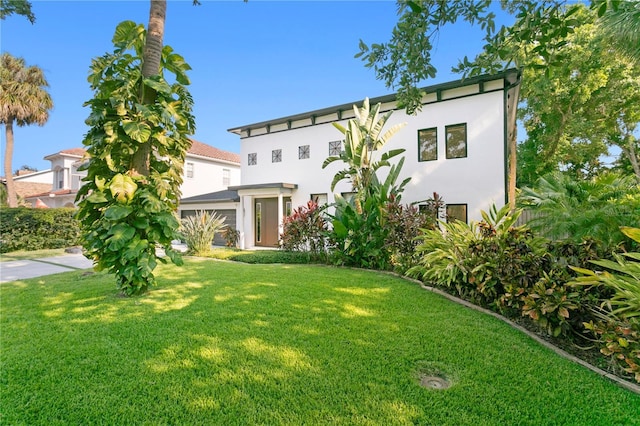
left=255, top=198, right=279, bottom=247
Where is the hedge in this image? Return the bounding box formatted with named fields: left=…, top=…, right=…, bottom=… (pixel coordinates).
left=0, top=208, right=81, bottom=253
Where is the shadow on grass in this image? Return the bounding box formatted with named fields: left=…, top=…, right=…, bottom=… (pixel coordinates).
left=2, top=259, right=639, bottom=424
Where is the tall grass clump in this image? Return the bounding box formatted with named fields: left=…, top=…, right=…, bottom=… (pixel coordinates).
left=179, top=210, right=226, bottom=255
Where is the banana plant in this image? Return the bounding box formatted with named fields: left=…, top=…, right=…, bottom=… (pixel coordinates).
left=322, top=98, right=407, bottom=213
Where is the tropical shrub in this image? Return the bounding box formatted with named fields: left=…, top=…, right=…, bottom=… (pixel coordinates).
left=280, top=200, right=327, bottom=254
left=180, top=211, right=227, bottom=256
left=328, top=194, right=389, bottom=269
left=222, top=228, right=240, bottom=248
left=384, top=192, right=443, bottom=274
left=571, top=227, right=640, bottom=382
left=407, top=219, right=477, bottom=290
left=0, top=207, right=81, bottom=253
left=518, top=171, right=640, bottom=250
left=323, top=98, right=411, bottom=269
left=76, top=21, right=194, bottom=296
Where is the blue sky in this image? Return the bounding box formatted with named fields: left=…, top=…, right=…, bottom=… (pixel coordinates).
left=1, top=0, right=511, bottom=172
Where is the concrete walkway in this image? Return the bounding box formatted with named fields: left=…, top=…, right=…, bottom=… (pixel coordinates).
left=0, top=253, right=94, bottom=283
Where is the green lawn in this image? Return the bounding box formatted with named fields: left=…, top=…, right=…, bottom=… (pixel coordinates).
left=0, top=247, right=68, bottom=261
left=1, top=259, right=639, bottom=425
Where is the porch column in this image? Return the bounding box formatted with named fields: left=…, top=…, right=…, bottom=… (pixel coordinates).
left=277, top=192, right=284, bottom=240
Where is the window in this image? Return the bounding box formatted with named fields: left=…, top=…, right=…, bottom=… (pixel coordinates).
left=186, top=162, right=194, bottom=178
left=255, top=202, right=262, bottom=242
left=446, top=204, right=468, bottom=223
left=222, top=168, right=230, bottom=186
left=55, top=168, right=65, bottom=189
left=341, top=192, right=356, bottom=202
left=272, top=149, right=282, bottom=163
left=299, top=145, right=310, bottom=159
left=285, top=201, right=292, bottom=217
left=248, top=153, right=257, bottom=166
left=418, top=127, right=438, bottom=161
left=310, top=193, right=328, bottom=206
left=445, top=123, right=467, bottom=159
left=329, top=140, right=342, bottom=156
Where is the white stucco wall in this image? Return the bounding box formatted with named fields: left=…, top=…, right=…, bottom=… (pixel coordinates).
left=180, top=156, right=241, bottom=199
left=239, top=89, right=506, bottom=223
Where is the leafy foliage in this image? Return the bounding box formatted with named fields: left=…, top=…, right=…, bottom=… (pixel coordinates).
left=280, top=200, right=328, bottom=255
left=570, top=227, right=640, bottom=382
left=518, top=171, right=640, bottom=250
left=0, top=207, right=80, bottom=253
left=384, top=192, right=443, bottom=274
left=222, top=228, right=240, bottom=248
left=0, top=52, right=53, bottom=207
left=324, top=98, right=410, bottom=270
left=75, top=21, right=195, bottom=296
left=180, top=211, right=227, bottom=256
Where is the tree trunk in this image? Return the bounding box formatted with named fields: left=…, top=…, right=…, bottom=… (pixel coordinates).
left=131, top=0, right=166, bottom=177
left=4, top=120, right=17, bottom=207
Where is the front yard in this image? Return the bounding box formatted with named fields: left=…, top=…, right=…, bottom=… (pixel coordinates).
left=1, top=259, right=639, bottom=424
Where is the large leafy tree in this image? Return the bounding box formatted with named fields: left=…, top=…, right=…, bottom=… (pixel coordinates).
left=76, top=19, right=195, bottom=296
left=0, top=0, right=35, bottom=23
left=0, top=53, right=53, bottom=207
left=357, top=0, right=640, bottom=200
left=514, top=5, right=640, bottom=186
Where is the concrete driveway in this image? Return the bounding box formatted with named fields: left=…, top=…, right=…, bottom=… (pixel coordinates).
left=0, top=253, right=94, bottom=283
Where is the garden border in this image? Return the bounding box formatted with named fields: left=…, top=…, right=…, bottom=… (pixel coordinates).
left=396, top=274, right=640, bottom=394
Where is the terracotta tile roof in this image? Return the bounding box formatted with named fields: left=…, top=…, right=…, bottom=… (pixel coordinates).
left=50, top=141, right=239, bottom=164
left=59, top=148, right=87, bottom=157
left=188, top=139, right=240, bottom=164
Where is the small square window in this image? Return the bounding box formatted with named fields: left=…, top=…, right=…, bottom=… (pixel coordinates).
left=418, top=127, right=437, bottom=162
left=299, top=145, right=310, bottom=159
left=446, top=123, right=467, bottom=159
left=186, top=162, right=194, bottom=178
left=329, top=140, right=342, bottom=156
left=248, top=153, right=257, bottom=166
left=446, top=204, right=468, bottom=223
left=272, top=149, right=282, bottom=163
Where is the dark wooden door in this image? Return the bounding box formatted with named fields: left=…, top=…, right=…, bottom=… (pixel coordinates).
left=255, top=198, right=278, bottom=247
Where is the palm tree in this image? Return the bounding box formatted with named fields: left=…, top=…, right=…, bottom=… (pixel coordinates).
left=131, top=0, right=167, bottom=177
left=0, top=53, right=53, bottom=207
left=598, top=0, right=640, bottom=63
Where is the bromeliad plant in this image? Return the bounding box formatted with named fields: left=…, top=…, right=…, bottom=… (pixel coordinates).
left=75, top=21, right=195, bottom=296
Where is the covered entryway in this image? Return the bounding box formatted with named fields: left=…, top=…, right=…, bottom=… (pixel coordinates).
left=229, top=182, right=298, bottom=250
left=254, top=197, right=291, bottom=247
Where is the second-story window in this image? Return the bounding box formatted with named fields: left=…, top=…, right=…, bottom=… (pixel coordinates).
left=248, top=153, right=257, bottom=166
left=299, top=145, right=310, bottom=159
left=272, top=149, right=282, bottom=163
left=186, top=162, right=194, bottom=178
left=223, top=168, right=230, bottom=186
left=329, top=140, right=342, bottom=156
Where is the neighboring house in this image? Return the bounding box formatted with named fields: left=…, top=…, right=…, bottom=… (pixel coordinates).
left=1, top=169, right=53, bottom=206
left=227, top=69, right=521, bottom=249
left=24, top=148, right=87, bottom=208
left=25, top=140, right=241, bottom=210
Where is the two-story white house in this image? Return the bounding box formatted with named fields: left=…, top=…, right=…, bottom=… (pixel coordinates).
left=25, top=140, right=241, bottom=212
left=227, top=69, right=521, bottom=249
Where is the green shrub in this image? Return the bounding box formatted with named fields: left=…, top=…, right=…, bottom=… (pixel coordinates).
left=518, top=171, right=640, bottom=251
left=571, top=227, right=640, bottom=382
left=0, top=207, right=80, bottom=253
left=202, top=248, right=321, bottom=264
left=180, top=211, right=227, bottom=256
left=222, top=228, right=240, bottom=248
left=384, top=192, right=442, bottom=274
left=280, top=200, right=327, bottom=254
